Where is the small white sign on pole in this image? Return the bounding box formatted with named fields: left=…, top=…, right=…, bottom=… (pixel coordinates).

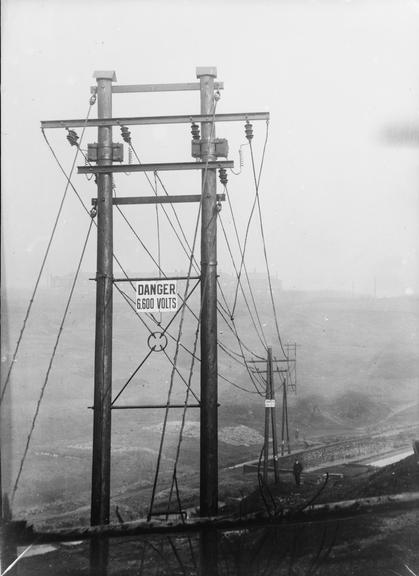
left=136, top=280, right=178, bottom=313
left=265, top=399, right=276, bottom=408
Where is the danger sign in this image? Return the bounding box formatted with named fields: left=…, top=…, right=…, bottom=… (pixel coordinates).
left=136, top=280, right=178, bottom=313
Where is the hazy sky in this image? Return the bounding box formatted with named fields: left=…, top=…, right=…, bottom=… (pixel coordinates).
left=2, top=0, right=419, bottom=296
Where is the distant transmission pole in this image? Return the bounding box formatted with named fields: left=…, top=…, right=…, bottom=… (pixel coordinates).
left=263, top=346, right=279, bottom=483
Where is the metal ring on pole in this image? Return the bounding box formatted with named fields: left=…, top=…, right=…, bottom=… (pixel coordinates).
left=147, top=331, right=168, bottom=352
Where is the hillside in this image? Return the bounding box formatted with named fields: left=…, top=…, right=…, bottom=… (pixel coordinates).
left=1, top=287, right=418, bottom=523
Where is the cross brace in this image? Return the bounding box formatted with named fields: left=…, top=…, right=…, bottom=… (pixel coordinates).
left=112, top=276, right=201, bottom=283
left=90, top=82, right=225, bottom=94
left=41, top=112, right=270, bottom=129
left=110, top=404, right=201, bottom=410
left=105, top=193, right=226, bottom=205
left=78, top=161, right=233, bottom=175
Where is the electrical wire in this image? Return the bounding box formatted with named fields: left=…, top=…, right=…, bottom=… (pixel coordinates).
left=121, top=122, right=192, bottom=268
left=88, top=166, right=204, bottom=332
left=111, top=279, right=200, bottom=405
left=218, top=213, right=268, bottom=350
left=223, top=184, right=271, bottom=341
left=217, top=307, right=264, bottom=396
left=165, top=148, right=272, bottom=513
left=216, top=213, right=272, bottom=394
left=216, top=295, right=265, bottom=362
left=154, top=172, right=162, bottom=325
left=230, top=142, right=249, bottom=176
left=115, top=284, right=199, bottom=361
left=0, top=100, right=93, bottom=406
left=44, top=121, right=273, bottom=384
left=217, top=306, right=264, bottom=365
left=126, top=143, right=201, bottom=276
left=39, top=92, right=280, bottom=520
left=0, top=543, right=35, bottom=575
left=155, top=173, right=200, bottom=271
left=248, top=121, right=288, bottom=359
left=41, top=127, right=144, bottom=292
left=166, top=311, right=201, bottom=516
left=11, top=217, right=94, bottom=501
left=39, top=123, right=257, bottom=516
left=80, top=119, right=264, bottom=398
left=229, top=122, right=269, bottom=320
left=148, top=94, right=220, bottom=519
left=114, top=284, right=201, bottom=404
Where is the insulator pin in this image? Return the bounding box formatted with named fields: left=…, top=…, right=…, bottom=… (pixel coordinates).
left=245, top=121, right=254, bottom=141
left=191, top=122, right=200, bottom=141
left=219, top=167, right=228, bottom=185
left=120, top=126, right=132, bottom=144
left=66, top=129, right=79, bottom=147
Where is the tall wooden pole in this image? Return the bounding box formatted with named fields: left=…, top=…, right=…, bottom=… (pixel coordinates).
left=284, top=380, right=291, bottom=454
left=91, top=70, right=116, bottom=527
left=263, top=347, right=279, bottom=483
left=263, top=353, right=270, bottom=482
left=197, top=67, right=218, bottom=518
left=281, top=380, right=286, bottom=456
left=269, top=348, right=280, bottom=483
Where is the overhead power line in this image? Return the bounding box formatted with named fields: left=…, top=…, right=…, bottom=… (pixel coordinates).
left=1, top=101, right=94, bottom=406
left=247, top=121, right=288, bottom=359
left=11, top=216, right=94, bottom=501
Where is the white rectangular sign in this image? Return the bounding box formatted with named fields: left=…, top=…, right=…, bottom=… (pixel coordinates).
left=136, top=280, right=178, bottom=313
left=265, top=399, right=276, bottom=408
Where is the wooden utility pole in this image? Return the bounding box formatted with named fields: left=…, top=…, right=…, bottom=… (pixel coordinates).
left=269, top=349, right=280, bottom=483
left=41, top=69, right=269, bottom=527
left=197, top=67, right=219, bottom=517
left=91, top=70, right=116, bottom=527
left=280, top=377, right=291, bottom=455
left=263, top=346, right=279, bottom=483
left=263, top=352, right=270, bottom=481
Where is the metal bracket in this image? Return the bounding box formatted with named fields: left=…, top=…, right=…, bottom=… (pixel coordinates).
left=147, top=331, right=168, bottom=352
left=108, top=193, right=226, bottom=206
left=90, top=81, right=224, bottom=94
left=78, top=160, right=233, bottom=175
left=91, top=193, right=226, bottom=206
left=87, top=143, right=124, bottom=162
left=41, top=112, right=270, bottom=130
left=191, top=138, right=229, bottom=159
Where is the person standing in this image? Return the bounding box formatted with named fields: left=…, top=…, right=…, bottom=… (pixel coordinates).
left=293, top=458, right=303, bottom=486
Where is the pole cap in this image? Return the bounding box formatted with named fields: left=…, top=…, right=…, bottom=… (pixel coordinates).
left=196, top=66, right=217, bottom=78
left=93, top=70, right=117, bottom=82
